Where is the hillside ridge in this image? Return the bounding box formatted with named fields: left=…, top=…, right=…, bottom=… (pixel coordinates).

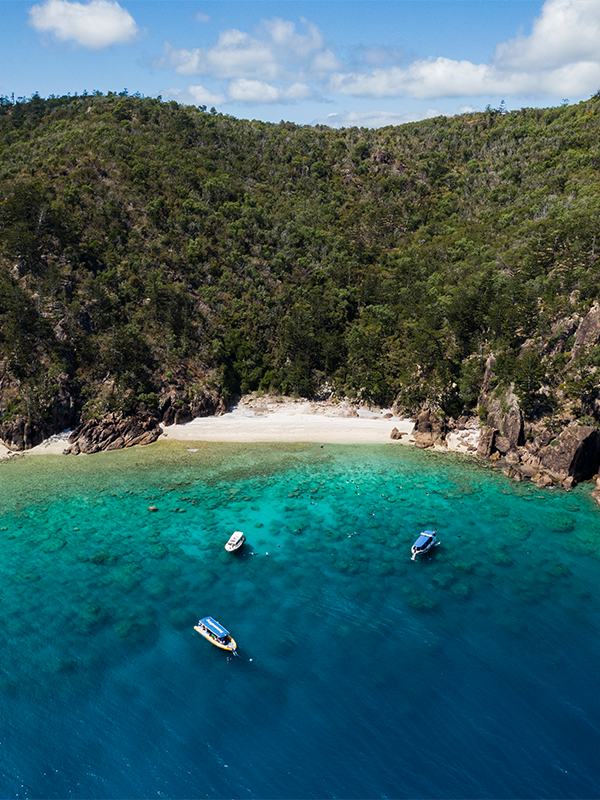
left=2, top=91, right=600, bottom=486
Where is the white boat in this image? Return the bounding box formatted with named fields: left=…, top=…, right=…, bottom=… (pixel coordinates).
left=225, top=530, right=246, bottom=552
left=411, top=529, right=440, bottom=560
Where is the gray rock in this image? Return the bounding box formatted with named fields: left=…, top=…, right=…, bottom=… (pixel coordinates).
left=414, top=431, right=435, bottom=448
left=65, top=412, right=161, bottom=455
left=540, top=425, right=600, bottom=483
left=495, top=436, right=510, bottom=454
left=415, top=410, right=431, bottom=433
left=570, top=304, right=600, bottom=361
left=477, top=426, right=497, bottom=458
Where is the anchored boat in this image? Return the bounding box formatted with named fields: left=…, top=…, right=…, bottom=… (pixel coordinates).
left=225, top=530, right=246, bottom=552
left=194, top=616, right=238, bottom=653
left=411, top=529, right=440, bottom=560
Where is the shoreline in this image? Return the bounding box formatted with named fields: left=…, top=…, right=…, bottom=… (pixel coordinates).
left=0, top=395, right=482, bottom=458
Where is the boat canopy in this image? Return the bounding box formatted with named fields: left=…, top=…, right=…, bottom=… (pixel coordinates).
left=413, top=532, right=435, bottom=548
left=200, top=617, right=230, bottom=638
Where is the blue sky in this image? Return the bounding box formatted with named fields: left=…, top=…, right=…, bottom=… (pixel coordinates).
left=2, top=0, right=600, bottom=127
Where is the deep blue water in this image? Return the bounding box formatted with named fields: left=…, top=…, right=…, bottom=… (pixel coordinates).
left=1, top=440, right=600, bottom=799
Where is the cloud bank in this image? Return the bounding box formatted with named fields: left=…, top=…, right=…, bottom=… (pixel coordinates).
left=156, top=16, right=338, bottom=104
left=331, top=0, right=600, bottom=99
left=156, top=0, right=600, bottom=108
left=28, top=0, right=139, bottom=49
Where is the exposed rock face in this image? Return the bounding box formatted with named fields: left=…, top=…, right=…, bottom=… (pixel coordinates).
left=477, top=422, right=600, bottom=490
left=477, top=426, right=497, bottom=458
left=0, top=418, right=45, bottom=450
left=64, top=413, right=161, bottom=455
left=0, top=372, right=77, bottom=451
left=540, top=425, right=600, bottom=483
left=494, top=436, right=511, bottom=454
left=413, top=409, right=447, bottom=448
left=570, top=304, right=600, bottom=362
left=478, top=360, right=524, bottom=449
left=485, top=388, right=524, bottom=448
left=48, top=373, right=78, bottom=433
left=390, top=427, right=405, bottom=440
left=159, top=387, right=226, bottom=427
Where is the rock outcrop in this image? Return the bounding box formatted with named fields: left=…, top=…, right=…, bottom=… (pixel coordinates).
left=0, top=418, right=45, bottom=450
left=475, top=421, right=600, bottom=490
left=64, top=413, right=161, bottom=455
left=412, top=409, right=447, bottom=448
left=159, top=386, right=226, bottom=427
left=480, top=381, right=524, bottom=449
left=0, top=372, right=77, bottom=451
left=477, top=426, right=497, bottom=458
left=539, top=425, right=600, bottom=483
left=570, top=304, right=600, bottom=362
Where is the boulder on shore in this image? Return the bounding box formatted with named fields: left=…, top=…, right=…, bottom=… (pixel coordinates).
left=539, top=425, right=600, bottom=484
left=413, top=409, right=446, bottom=448
left=64, top=413, right=161, bottom=455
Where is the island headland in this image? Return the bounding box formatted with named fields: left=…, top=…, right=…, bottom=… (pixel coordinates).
left=2, top=92, right=600, bottom=501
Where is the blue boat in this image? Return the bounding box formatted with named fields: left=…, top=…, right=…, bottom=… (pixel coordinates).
left=411, top=529, right=439, bottom=560
left=194, top=616, right=238, bottom=652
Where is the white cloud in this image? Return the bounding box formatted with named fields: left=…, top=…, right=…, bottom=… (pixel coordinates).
left=28, top=0, right=139, bottom=49
left=195, top=12, right=210, bottom=24
left=330, top=60, right=492, bottom=99
left=158, top=16, right=331, bottom=81
left=228, top=78, right=311, bottom=104
left=311, top=49, right=341, bottom=73
left=163, top=85, right=226, bottom=107
left=162, top=31, right=278, bottom=79
left=317, top=108, right=442, bottom=129
left=262, top=16, right=323, bottom=59
left=188, top=84, right=226, bottom=106
left=329, top=0, right=600, bottom=100
left=495, top=0, right=600, bottom=70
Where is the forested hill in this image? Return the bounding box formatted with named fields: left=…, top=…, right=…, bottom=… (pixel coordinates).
left=2, top=91, right=600, bottom=447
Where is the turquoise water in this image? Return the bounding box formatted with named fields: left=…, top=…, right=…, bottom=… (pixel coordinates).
left=1, top=441, right=600, bottom=799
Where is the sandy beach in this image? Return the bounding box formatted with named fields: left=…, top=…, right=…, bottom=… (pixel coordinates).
left=1, top=395, right=481, bottom=457
left=160, top=396, right=416, bottom=445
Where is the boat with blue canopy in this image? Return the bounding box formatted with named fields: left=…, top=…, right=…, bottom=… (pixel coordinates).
left=194, top=616, right=238, bottom=652
left=411, top=529, right=440, bottom=560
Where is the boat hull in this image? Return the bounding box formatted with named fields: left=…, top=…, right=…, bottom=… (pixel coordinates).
left=194, top=625, right=237, bottom=652
left=411, top=542, right=437, bottom=559
left=225, top=531, right=246, bottom=552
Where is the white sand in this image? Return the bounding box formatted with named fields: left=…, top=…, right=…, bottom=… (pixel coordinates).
left=1, top=396, right=481, bottom=456
left=28, top=430, right=73, bottom=455
left=161, top=400, right=414, bottom=444
left=0, top=430, right=72, bottom=459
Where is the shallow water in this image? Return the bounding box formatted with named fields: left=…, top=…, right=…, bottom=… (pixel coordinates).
left=1, top=441, right=600, bottom=799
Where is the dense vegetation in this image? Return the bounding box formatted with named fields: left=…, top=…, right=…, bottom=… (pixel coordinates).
left=1, top=90, right=600, bottom=436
